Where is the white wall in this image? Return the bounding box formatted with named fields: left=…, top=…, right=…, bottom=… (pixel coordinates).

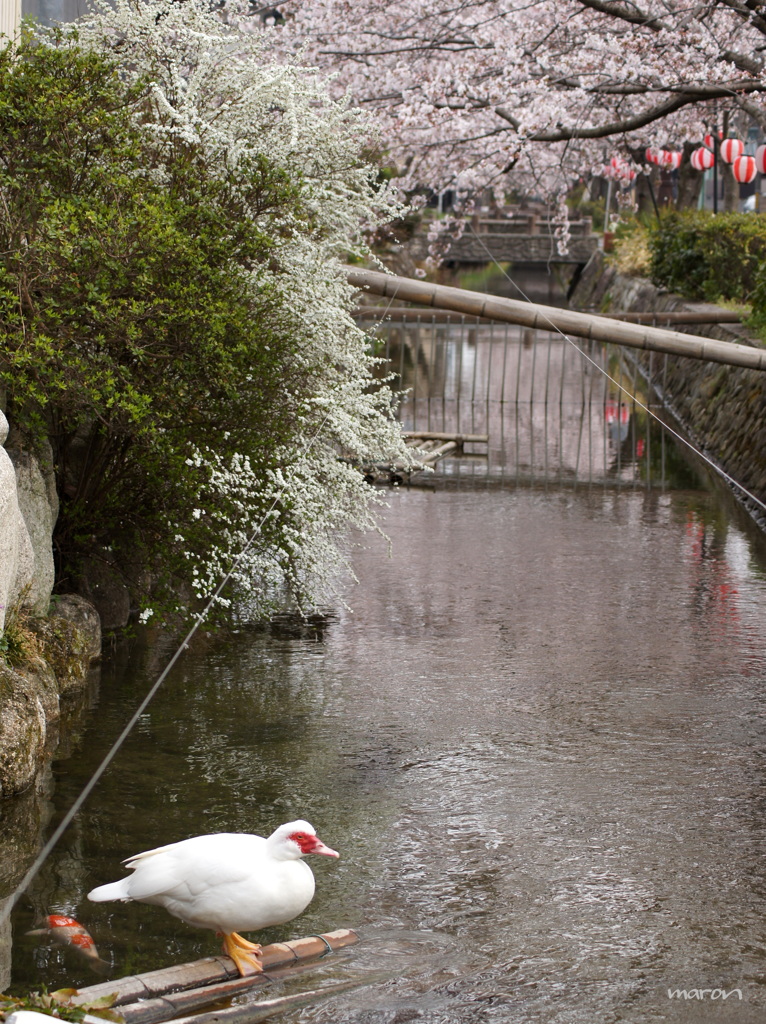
left=0, top=0, right=20, bottom=41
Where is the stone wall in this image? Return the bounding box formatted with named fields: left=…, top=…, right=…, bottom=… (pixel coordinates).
left=0, top=594, right=101, bottom=799
left=571, top=253, right=766, bottom=529
left=0, top=412, right=34, bottom=632
left=0, top=409, right=102, bottom=799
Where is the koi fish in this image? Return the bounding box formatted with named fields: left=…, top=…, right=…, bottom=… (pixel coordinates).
left=27, top=914, right=110, bottom=973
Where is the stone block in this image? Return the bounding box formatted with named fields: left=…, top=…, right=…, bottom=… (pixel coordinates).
left=49, top=593, right=102, bottom=664
left=9, top=444, right=57, bottom=616
left=0, top=663, right=49, bottom=799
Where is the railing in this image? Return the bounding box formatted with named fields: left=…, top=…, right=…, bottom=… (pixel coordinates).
left=473, top=215, right=594, bottom=237
left=363, top=312, right=698, bottom=490
left=407, top=214, right=599, bottom=264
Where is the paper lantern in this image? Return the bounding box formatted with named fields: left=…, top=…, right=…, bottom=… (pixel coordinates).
left=732, top=155, right=757, bottom=184
left=645, top=147, right=661, bottom=165
left=690, top=147, right=715, bottom=171
left=720, top=138, right=744, bottom=164
left=755, top=145, right=766, bottom=174
left=603, top=156, right=636, bottom=182
left=703, top=131, right=722, bottom=150
left=662, top=151, right=682, bottom=170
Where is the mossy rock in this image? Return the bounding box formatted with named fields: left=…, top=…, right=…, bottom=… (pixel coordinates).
left=49, top=594, right=101, bottom=663
left=0, top=597, right=100, bottom=799
left=0, top=663, right=50, bottom=799
left=27, top=617, right=90, bottom=697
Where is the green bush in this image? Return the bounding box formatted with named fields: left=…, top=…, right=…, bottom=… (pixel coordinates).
left=746, top=264, right=766, bottom=334
left=648, top=210, right=766, bottom=303
left=1, top=7, right=412, bottom=624
left=609, top=220, right=652, bottom=277
left=0, top=38, right=321, bottom=615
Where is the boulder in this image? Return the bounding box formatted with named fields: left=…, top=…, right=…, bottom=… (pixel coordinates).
left=49, top=593, right=102, bottom=664
left=0, top=411, right=34, bottom=632
left=0, top=663, right=49, bottom=799
left=8, top=441, right=58, bottom=616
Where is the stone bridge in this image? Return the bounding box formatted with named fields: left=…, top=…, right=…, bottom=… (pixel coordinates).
left=412, top=213, right=599, bottom=265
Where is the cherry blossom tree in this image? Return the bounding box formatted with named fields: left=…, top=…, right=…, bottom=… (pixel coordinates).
left=264, top=0, right=766, bottom=203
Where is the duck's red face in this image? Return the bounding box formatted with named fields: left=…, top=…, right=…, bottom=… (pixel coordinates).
left=289, top=830, right=340, bottom=858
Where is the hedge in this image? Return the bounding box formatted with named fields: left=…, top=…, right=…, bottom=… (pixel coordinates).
left=648, top=210, right=766, bottom=305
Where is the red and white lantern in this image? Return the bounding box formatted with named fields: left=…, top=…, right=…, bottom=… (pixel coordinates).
left=732, top=155, right=757, bottom=184
left=720, top=138, right=744, bottom=164
left=662, top=151, right=682, bottom=170
left=645, top=147, right=661, bottom=165
left=703, top=131, right=722, bottom=150
left=755, top=145, right=766, bottom=175
left=603, top=155, right=636, bottom=183
left=691, top=147, right=715, bottom=171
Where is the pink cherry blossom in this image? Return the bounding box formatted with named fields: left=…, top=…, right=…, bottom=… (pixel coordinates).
left=262, top=1, right=766, bottom=201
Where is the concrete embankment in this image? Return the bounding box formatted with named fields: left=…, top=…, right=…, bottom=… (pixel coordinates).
left=571, top=253, right=766, bottom=529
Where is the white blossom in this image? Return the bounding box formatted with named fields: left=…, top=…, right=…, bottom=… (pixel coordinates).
left=60, top=0, right=415, bottom=619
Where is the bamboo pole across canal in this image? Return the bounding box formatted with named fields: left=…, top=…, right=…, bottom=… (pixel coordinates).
left=345, top=266, right=766, bottom=372
left=73, top=929, right=358, bottom=1024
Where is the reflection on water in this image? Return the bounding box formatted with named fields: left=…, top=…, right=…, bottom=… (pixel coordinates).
left=4, top=485, right=766, bottom=1023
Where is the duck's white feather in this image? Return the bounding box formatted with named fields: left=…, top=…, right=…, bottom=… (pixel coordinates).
left=87, top=820, right=331, bottom=935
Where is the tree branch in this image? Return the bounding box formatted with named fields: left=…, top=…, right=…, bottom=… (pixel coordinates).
left=716, top=0, right=766, bottom=36
left=721, top=48, right=764, bottom=75
left=573, top=0, right=667, bottom=30
left=494, top=80, right=766, bottom=140
left=733, top=92, right=766, bottom=129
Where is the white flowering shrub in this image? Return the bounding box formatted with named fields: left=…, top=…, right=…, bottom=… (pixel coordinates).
left=19, top=2, right=414, bottom=621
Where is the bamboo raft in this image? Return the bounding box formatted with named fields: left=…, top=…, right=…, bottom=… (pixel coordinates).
left=73, top=929, right=358, bottom=1024
left=360, top=430, right=489, bottom=484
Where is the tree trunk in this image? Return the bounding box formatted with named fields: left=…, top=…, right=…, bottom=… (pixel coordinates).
left=723, top=163, right=739, bottom=212
left=676, top=141, right=703, bottom=210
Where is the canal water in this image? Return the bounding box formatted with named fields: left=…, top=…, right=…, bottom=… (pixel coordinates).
left=4, top=305, right=766, bottom=1023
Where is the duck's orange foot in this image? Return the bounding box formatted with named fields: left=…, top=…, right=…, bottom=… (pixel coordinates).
left=221, top=932, right=263, bottom=976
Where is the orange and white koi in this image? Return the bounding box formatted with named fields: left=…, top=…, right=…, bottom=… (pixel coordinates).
left=27, top=914, right=110, bottom=973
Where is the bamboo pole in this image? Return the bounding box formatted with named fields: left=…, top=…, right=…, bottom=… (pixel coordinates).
left=74, top=930, right=358, bottom=1012
left=345, top=267, right=766, bottom=372
left=404, top=431, right=488, bottom=443
left=354, top=307, right=743, bottom=325
left=584, top=310, right=742, bottom=324
left=166, top=980, right=368, bottom=1024
left=417, top=441, right=459, bottom=464
left=99, top=958, right=347, bottom=1024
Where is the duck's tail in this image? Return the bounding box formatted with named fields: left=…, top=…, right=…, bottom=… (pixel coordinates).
left=88, top=878, right=132, bottom=902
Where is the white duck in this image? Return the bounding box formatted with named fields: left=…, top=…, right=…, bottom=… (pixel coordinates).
left=87, top=820, right=339, bottom=976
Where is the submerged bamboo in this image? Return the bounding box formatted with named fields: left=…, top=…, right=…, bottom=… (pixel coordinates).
left=345, top=267, right=766, bottom=372
left=163, top=980, right=364, bottom=1024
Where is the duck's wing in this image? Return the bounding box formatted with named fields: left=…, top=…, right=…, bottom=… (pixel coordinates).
left=124, top=833, right=266, bottom=901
